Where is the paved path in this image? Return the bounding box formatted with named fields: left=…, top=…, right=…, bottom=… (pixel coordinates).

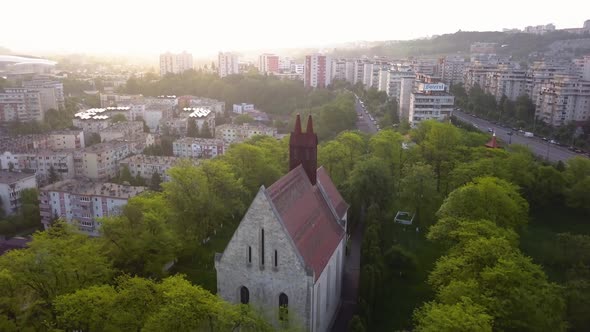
left=454, top=110, right=587, bottom=162
left=330, top=216, right=364, bottom=332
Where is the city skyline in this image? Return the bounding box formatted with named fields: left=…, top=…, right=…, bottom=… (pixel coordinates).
left=1, top=0, right=589, bottom=57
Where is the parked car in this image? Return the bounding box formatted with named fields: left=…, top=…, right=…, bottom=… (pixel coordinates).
left=487, top=128, right=493, bottom=133
left=549, top=139, right=557, bottom=144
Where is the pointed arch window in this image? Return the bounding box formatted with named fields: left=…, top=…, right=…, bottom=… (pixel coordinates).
left=279, top=293, right=288, bottom=321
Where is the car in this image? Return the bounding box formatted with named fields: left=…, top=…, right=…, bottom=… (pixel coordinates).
left=487, top=128, right=493, bottom=133
left=549, top=139, right=557, bottom=144
left=542, top=137, right=548, bottom=141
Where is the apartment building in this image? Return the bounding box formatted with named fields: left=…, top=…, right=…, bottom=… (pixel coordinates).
left=182, top=107, right=216, bottom=134
left=439, top=56, right=466, bottom=86
left=304, top=54, right=332, bottom=88
left=119, top=154, right=196, bottom=182
left=381, top=69, right=416, bottom=102
left=259, top=54, right=280, bottom=74
left=486, top=65, right=528, bottom=101
left=73, top=107, right=133, bottom=133
left=39, top=179, right=146, bottom=236
left=178, top=96, right=225, bottom=115
left=100, top=93, right=143, bottom=107
left=160, top=52, right=193, bottom=76
left=215, top=123, right=277, bottom=143
left=47, top=130, right=85, bottom=149
left=74, top=140, right=134, bottom=180
left=0, top=150, right=76, bottom=184
left=537, top=75, right=590, bottom=126
left=0, top=171, right=37, bottom=216
left=463, top=62, right=499, bottom=91
left=409, top=83, right=455, bottom=126
left=172, top=137, right=225, bottom=159
left=0, top=88, right=43, bottom=122
left=0, top=130, right=84, bottom=152
left=232, top=103, right=255, bottom=114
left=99, top=121, right=144, bottom=142
left=218, top=52, right=240, bottom=78
left=528, top=60, right=569, bottom=107
left=22, top=77, right=65, bottom=111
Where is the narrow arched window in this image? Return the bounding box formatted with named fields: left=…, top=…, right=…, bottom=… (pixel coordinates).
left=248, top=246, right=252, bottom=264
left=240, top=286, right=249, bottom=304
left=279, top=293, right=288, bottom=321
left=274, top=250, right=278, bottom=267
left=261, top=228, right=265, bottom=266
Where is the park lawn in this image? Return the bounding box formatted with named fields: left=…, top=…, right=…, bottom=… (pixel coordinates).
left=371, top=222, right=443, bottom=331
left=520, top=206, right=590, bottom=282
left=170, top=221, right=237, bottom=293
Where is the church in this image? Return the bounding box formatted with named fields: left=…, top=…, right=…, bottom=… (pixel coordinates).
left=215, top=114, right=349, bottom=331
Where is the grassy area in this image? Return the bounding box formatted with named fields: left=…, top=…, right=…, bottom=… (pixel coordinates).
left=371, top=222, right=443, bottom=331
left=170, top=221, right=237, bottom=293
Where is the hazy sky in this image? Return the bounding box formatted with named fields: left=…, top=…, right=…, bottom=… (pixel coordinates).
left=1, top=0, right=589, bottom=57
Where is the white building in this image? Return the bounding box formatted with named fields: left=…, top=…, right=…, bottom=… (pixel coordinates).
left=537, top=75, right=590, bottom=126
left=409, top=83, right=455, bottom=126
left=215, top=123, right=277, bottom=143
left=233, top=103, right=255, bottom=114
left=39, top=180, right=146, bottom=236
left=0, top=150, right=76, bottom=185
left=182, top=107, right=216, bottom=135
left=73, top=107, right=133, bottom=133
left=119, top=154, right=194, bottom=183
left=0, top=171, right=37, bottom=216
left=99, top=121, right=144, bottom=142
left=22, top=77, right=65, bottom=111
left=100, top=93, right=143, bottom=108
left=0, top=88, right=43, bottom=122
left=172, top=137, right=225, bottom=159
left=304, top=54, right=332, bottom=88
left=160, top=52, right=194, bottom=76
left=218, top=52, right=240, bottom=78
left=485, top=65, right=528, bottom=101
left=439, top=56, right=466, bottom=87
left=74, top=140, right=136, bottom=180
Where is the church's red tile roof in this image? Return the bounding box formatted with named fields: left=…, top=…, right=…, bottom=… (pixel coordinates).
left=317, top=167, right=349, bottom=219
left=267, top=165, right=346, bottom=280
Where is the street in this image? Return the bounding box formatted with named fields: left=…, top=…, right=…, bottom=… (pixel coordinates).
left=354, top=95, right=378, bottom=134
left=453, top=110, right=586, bottom=162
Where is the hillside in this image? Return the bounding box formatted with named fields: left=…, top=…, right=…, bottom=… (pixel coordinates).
left=332, top=30, right=590, bottom=59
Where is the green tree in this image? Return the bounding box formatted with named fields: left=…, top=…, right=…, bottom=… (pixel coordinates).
left=47, top=165, right=60, bottom=184
left=224, top=144, right=282, bottom=196
left=346, top=157, right=393, bottom=209
left=437, top=177, right=529, bottom=229
left=186, top=118, right=198, bottom=137
left=399, top=162, right=440, bottom=227
left=235, top=114, right=255, bottom=124
left=414, top=298, right=493, bottom=332
left=201, top=121, right=212, bottom=138
left=110, top=113, right=127, bottom=123
left=100, top=193, right=178, bottom=278
left=119, top=165, right=134, bottom=184
left=150, top=171, right=163, bottom=191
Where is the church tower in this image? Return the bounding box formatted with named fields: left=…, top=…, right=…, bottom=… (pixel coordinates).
left=289, top=114, right=318, bottom=184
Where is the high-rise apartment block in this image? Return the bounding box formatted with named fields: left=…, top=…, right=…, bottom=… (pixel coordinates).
left=218, top=52, right=239, bottom=78
left=537, top=75, right=590, bottom=126
left=159, top=52, right=193, bottom=76
left=409, top=83, right=455, bottom=126
left=0, top=171, right=37, bottom=216
left=304, top=54, right=332, bottom=88
left=258, top=54, right=279, bottom=74
left=22, top=77, right=65, bottom=111
left=0, top=88, right=43, bottom=122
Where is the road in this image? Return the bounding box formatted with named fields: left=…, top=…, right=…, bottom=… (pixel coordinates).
left=453, top=110, right=586, bottom=162
left=354, top=96, right=378, bottom=134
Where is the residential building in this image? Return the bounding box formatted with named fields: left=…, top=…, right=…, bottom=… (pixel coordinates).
left=279, top=57, right=292, bottom=72
left=73, top=107, right=133, bottom=132
left=215, top=115, right=347, bottom=331
left=0, top=171, right=37, bottom=215
left=47, top=130, right=85, bottom=149
left=0, top=130, right=84, bottom=152
left=0, top=88, right=43, bottom=122
left=179, top=96, right=226, bottom=115
left=160, top=52, right=194, bottom=76
left=100, top=93, right=143, bottom=107
left=399, top=76, right=416, bottom=120
left=486, top=65, right=528, bottom=101
left=0, top=150, right=76, bottom=184
left=215, top=123, right=277, bottom=143
left=233, top=103, right=255, bottom=114
left=381, top=69, right=415, bottom=102
left=74, top=140, right=134, bottom=180
left=304, top=54, right=332, bottom=88
left=259, top=54, right=280, bottom=74
left=290, top=63, right=304, bottom=76
left=524, top=24, right=556, bottom=35
left=22, top=77, right=65, bottom=111
left=331, top=59, right=347, bottom=81
left=39, top=180, right=146, bottom=236
left=537, top=75, right=590, bottom=126
left=439, top=56, right=466, bottom=86
left=119, top=154, right=197, bottom=183
left=463, top=62, right=499, bottom=91
left=182, top=107, right=216, bottom=135
left=470, top=42, right=498, bottom=54
left=99, top=121, right=144, bottom=142
left=218, top=52, right=240, bottom=78
left=528, top=60, right=569, bottom=107
left=172, top=137, right=225, bottom=159
left=409, top=83, right=455, bottom=126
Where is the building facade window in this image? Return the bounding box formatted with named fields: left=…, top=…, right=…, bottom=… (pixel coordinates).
left=248, top=246, right=252, bottom=264
left=274, top=250, right=278, bottom=268
left=279, top=293, right=288, bottom=321
left=260, top=228, right=265, bottom=266
left=240, top=286, right=249, bottom=304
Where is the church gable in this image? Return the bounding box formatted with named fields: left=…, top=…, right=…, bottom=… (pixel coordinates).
left=216, top=187, right=308, bottom=277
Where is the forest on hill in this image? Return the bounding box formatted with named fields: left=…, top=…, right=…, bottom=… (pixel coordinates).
left=332, top=30, right=590, bottom=59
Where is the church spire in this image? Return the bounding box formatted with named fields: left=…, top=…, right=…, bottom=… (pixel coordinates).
left=289, top=114, right=318, bottom=185
left=294, top=114, right=302, bottom=134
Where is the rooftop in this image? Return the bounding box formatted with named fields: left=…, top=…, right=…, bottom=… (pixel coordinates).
left=174, top=137, right=224, bottom=145
left=102, top=121, right=143, bottom=133
left=41, top=179, right=146, bottom=198
left=119, top=154, right=185, bottom=166
left=183, top=107, right=212, bottom=118
left=0, top=171, right=36, bottom=184
left=74, top=107, right=131, bottom=120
